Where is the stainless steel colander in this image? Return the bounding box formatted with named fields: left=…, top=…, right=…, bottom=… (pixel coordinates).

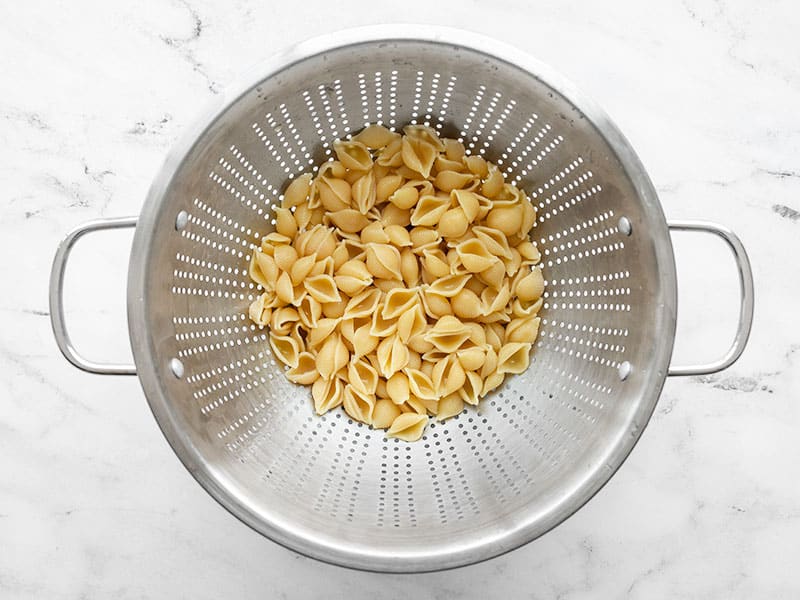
left=49, top=26, right=754, bottom=572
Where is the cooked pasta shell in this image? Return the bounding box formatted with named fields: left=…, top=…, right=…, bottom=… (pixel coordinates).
left=376, top=136, right=403, bottom=167
left=309, top=255, right=335, bottom=278
left=451, top=288, right=483, bottom=320
left=353, top=124, right=399, bottom=149
left=452, top=188, right=481, bottom=222
left=480, top=346, right=499, bottom=379
left=458, top=370, right=483, bottom=406
left=409, top=227, right=441, bottom=253
left=275, top=270, right=297, bottom=305
left=269, top=332, right=301, bottom=368
left=456, top=238, right=498, bottom=273
left=434, top=170, right=474, bottom=193
left=307, top=317, right=340, bottom=349
left=327, top=209, right=369, bottom=233
left=374, top=279, right=404, bottom=294
left=286, top=352, right=319, bottom=385
left=405, top=368, right=438, bottom=400
left=352, top=323, right=380, bottom=358
left=420, top=289, right=453, bottom=318
left=348, top=358, right=379, bottom=396
left=303, top=225, right=337, bottom=259
left=496, top=342, right=532, bottom=375
left=334, top=139, right=373, bottom=171
left=400, top=248, right=420, bottom=287
left=322, top=297, right=348, bottom=319
left=388, top=185, right=419, bottom=210
left=381, top=203, right=412, bottom=227
left=431, top=355, right=467, bottom=397
left=520, top=197, right=537, bottom=235
left=273, top=244, right=299, bottom=272
left=463, top=155, right=489, bottom=178
left=343, top=287, right=382, bottom=320
left=403, top=396, right=428, bottom=415
left=386, top=412, right=428, bottom=442
left=437, top=393, right=464, bottom=421
left=270, top=306, right=300, bottom=336
left=401, top=137, right=438, bottom=178
left=386, top=371, right=410, bottom=405
left=472, top=225, right=512, bottom=259
left=403, top=124, right=446, bottom=151
left=360, top=221, right=390, bottom=244
left=331, top=243, right=350, bottom=271
left=506, top=316, right=541, bottom=344
left=481, top=163, right=504, bottom=198
left=480, top=282, right=512, bottom=315
left=283, top=173, right=313, bottom=208
left=293, top=202, right=313, bottom=230
left=317, top=176, right=351, bottom=212
left=515, top=267, right=545, bottom=302
left=421, top=249, right=451, bottom=279
left=289, top=253, right=317, bottom=286
left=311, top=376, right=345, bottom=414
left=304, top=274, right=341, bottom=304
left=477, top=260, right=507, bottom=290
left=343, top=384, right=376, bottom=424
left=456, top=346, right=486, bottom=372
left=486, top=205, right=524, bottom=237
left=248, top=292, right=274, bottom=326
left=317, top=333, right=350, bottom=380
left=443, top=138, right=466, bottom=161
left=410, top=194, right=450, bottom=227
left=368, top=304, right=396, bottom=338
left=396, top=303, right=427, bottom=343
left=262, top=232, right=293, bottom=247
left=382, top=287, right=420, bottom=320
left=435, top=155, right=465, bottom=173
left=372, top=398, right=402, bottom=429
left=481, top=371, right=505, bottom=397
left=376, top=173, right=404, bottom=202
left=436, top=207, right=469, bottom=239
left=273, top=207, right=298, bottom=239
left=352, top=170, right=377, bottom=214
left=376, top=334, right=409, bottom=378
left=502, top=247, right=523, bottom=277
left=423, top=315, right=470, bottom=353
left=516, top=240, right=541, bottom=263
left=426, top=273, right=471, bottom=298
left=384, top=224, right=412, bottom=247
left=365, top=243, right=402, bottom=280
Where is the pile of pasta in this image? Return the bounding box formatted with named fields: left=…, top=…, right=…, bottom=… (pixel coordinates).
left=248, top=124, right=543, bottom=441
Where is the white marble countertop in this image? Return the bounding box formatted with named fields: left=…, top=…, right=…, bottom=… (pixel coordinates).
left=1, top=1, right=798, bottom=597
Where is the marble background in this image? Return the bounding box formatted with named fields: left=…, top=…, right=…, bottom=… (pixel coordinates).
left=1, top=0, right=798, bottom=597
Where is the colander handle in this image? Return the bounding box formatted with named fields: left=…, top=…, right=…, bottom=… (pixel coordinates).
left=667, top=220, right=754, bottom=376
left=49, top=216, right=138, bottom=375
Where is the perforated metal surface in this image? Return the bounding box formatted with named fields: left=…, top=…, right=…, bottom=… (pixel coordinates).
left=126, top=27, right=677, bottom=571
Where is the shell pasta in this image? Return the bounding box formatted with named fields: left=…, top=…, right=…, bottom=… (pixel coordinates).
left=247, top=124, right=544, bottom=441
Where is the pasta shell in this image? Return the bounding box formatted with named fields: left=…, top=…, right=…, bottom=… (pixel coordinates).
left=388, top=185, right=419, bottom=210
left=481, top=163, right=504, bottom=198
left=434, top=170, right=474, bottom=193
left=372, top=398, right=401, bottom=429
left=307, top=317, right=340, bottom=349
left=352, top=170, right=377, bottom=214
left=481, top=371, right=505, bottom=397
left=386, top=371, right=410, bottom=405
left=496, top=342, right=532, bottom=375
left=376, top=334, right=409, bottom=378
left=515, top=267, right=545, bottom=302
left=376, top=173, right=404, bottom=202
left=463, top=155, right=489, bottom=178
left=370, top=304, right=397, bottom=337
left=352, top=324, right=380, bottom=358
left=283, top=173, right=313, bottom=208
left=343, top=384, right=375, bottom=424
left=312, top=376, right=344, bottom=414
left=293, top=202, right=313, bottom=230
left=431, top=355, right=467, bottom=397
left=270, top=306, right=300, bottom=336
left=289, top=253, right=317, bottom=286
left=381, top=203, right=412, bottom=227
left=317, top=176, right=351, bottom=212
left=386, top=413, right=428, bottom=442
left=348, top=358, right=379, bottom=395
left=436, top=155, right=465, bottom=173
left=331, top=243, right=351, bottom=271
left=403, top=124, right=445, bottom=151
left=322, top=297, right=348, bottom=319
left=374, top=279, right=404, bottom=294
left=456, top=238, right=498, bottom=273
left=405, top=368, right=438, bottom=400
left=334, top=140, right=373, bottom=171
left=516, top=240, right=541, bottom=263
left=452, top=190, right=481, bottom=222
left=262, top=232, right=293, bottom=248
left=420, top=289, right=453, bottom=318
left=304, top=274, right=342, bottom=304
left=421, top=249, right=451, bottom=279
left=310, top=256, right=335, bottom=278
left=480, top=282, right=512, bottom=315
left=486, top=205, right=524, bottom=237
left=437, top=393, right=464, bottom=421
left=451, top=288, right=483, bottom=320
left=250, top=250, right=278, bottom=289
left=317, top=334, right=350, bottom=380
left=456, top=346, right=486, bottom=372
left=303, top=226, right=337, bottom=259
left=472, top=225, right=513, bottom=259
left=400, top=248, right=420, bottom=287
left=286, top=352, right=319, bottom=385
left=436, top=207, right=469, bottom=239
left=360, top=221, right=390, bottom=244
left=248, top=292, right=274, bottom=326
left=396, top=304, right=427, bottom=343
left=376, top=136, right=403, bottom=167
left=426, top=273, right=471, bottom=298
left=458, top=371, right=483, bottom=406
left=342, top=287, right=382, bottom=320
left=409, top=227, right=441, bottom=253
left=384, top=224, right=412, bottom=248
left=365, top=243, right=403, bottom=280
left=506, top=316, right=541, bottom=344
left=520, top=197, right=537, bottom=235
left=274, top=207, right=298, bottom=239
left=502, top=247, right=523, bottom=277
left=477, top=260, right=507, bottom=290
left=480, top=346, right=499, bottom=379
left=327, top=209, right=370, bottom=233
left=401, top=137, right=438, bottom=178
left=353, top=124, right=399, bottom=149
left=269, top=332, right=301, bottom=368
left=423, top=315, right=471, bottom=353
left=410, top=194, right=450, bottom=227
left=275, top=271, right=295, bottom=305
left=403, top=396, right=428, bottom=415
left=382, top=287, right=420, bottom=320
left=444, top=138, right=466, bottom=161
left=273, top=244, right=299, bottom=272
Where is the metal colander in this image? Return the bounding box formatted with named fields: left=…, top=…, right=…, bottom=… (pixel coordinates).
left=50, top=26, right=753, bottom=572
